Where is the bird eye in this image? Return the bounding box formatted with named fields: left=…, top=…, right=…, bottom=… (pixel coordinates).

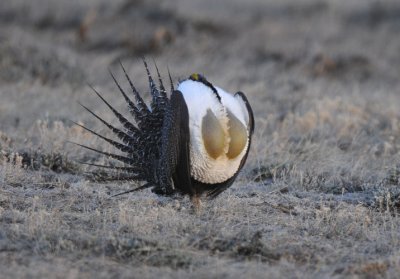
left=226, top=110, right=247, bottom=159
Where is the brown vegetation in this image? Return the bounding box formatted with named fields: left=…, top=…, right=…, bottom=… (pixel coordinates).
left=1, top=0, right=400, bottom=278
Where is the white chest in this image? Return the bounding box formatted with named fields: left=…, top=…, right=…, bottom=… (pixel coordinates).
left=178, top=80, right=250, bottom=184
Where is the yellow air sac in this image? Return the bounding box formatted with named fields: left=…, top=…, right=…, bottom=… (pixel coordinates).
left=202, top=109, right=226, bottom=159
left=226, top=110, right=247, bottom=159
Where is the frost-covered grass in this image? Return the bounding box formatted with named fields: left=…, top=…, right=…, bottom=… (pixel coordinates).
left=1, top=0, right=400, bottom=278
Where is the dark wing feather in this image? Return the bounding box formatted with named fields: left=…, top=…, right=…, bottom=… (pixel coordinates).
left=156, top=90, right=193, bottom=195
left=235, top=91, right=255, bottom=135
left=171, top=90, right=193, bottom=195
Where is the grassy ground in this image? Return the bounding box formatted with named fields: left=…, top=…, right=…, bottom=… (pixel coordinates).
left=1, top=0, right=400, bottom=278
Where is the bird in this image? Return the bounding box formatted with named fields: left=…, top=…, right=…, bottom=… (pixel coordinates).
left=73, top=60, right=254, bottom=208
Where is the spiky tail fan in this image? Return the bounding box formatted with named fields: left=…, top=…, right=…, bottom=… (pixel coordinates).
left=75, top=60, right=176, bottom=195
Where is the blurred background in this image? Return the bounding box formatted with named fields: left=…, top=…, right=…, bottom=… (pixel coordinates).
left=0, top=0, right=400, bottom=188
left=1, top=0, right=399, bottom=122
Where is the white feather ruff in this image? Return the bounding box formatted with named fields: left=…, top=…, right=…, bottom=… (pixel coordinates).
left=178, top=80, right=250, bottom=184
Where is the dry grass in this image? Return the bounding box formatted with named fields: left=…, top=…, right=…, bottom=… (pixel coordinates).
left=1, top=0, right=400, bottom=278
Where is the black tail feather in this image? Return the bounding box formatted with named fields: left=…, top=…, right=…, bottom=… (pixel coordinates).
left=71, top=121, right=133, bottom=154
left=142, top=58, right=159, bottom=99
left=78, top=102, right=137, bottom=146
left=111, top=182, right=153, bottom=197
left=77, top=61, right=180, bottom=197
left=108, top=69, right=142, bottom=123
left=88, top=84, right=140, bottom=135
left=69, top=141, right=137, bottom=166
left=153, top=59, right=168, bottom=99
left=78, top=161, right=139, bottom=172
left=85, top=171, right=146, bottom=183
left=167, top=65, right=174, bottom=92
left=119, top=61, right=150, bottom=116
left=143, top=59, right=163, bottom=118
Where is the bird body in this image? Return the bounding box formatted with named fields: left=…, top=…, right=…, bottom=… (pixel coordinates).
left=76, top=61, right=254, bottom=204
left=178, top=78, right=251, bottom=185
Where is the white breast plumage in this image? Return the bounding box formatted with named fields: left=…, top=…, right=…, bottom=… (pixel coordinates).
left=178, top=79, right=250, bottom=184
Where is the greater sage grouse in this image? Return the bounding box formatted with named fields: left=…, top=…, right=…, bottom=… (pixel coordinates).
left=75, top=61, right=254, bottom=206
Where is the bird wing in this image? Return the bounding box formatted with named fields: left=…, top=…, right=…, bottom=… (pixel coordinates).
left=206, top=91, right=254, bottom=199
left=156, top=90, right=194, bottom=196
left=235, top=91, right=255, bottom=135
